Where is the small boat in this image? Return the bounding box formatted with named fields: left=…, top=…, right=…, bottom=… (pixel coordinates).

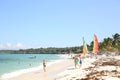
left=28, top=56, right=36, bottom=59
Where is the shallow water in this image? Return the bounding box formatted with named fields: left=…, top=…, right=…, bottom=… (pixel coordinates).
left=0, top=53, right=62, bottom=79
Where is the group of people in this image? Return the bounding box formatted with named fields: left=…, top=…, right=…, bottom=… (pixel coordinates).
left=42, top=54, right=82, bottom=72
left=73, top=54, right=82, bottom=68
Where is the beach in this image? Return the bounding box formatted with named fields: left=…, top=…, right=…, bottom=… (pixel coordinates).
left=56, top=55, right=120, bottom=80
left=0, top=54, right=63, bottom=79
left=1, top=54, right=120, bottom=80
left=1, top=58, right=73, bottom=80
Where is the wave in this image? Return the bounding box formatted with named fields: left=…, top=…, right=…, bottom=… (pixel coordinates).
left=1, top=66, right=42, bottom=80
left=0, top=59, right=63, bottom=80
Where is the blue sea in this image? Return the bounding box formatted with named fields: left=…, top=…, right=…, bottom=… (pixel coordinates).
left=0, top=53, right=64, bottom=79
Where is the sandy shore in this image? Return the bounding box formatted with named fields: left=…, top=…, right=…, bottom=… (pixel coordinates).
left=1, top=55, right=120, bottom=80
left=1, top=59, right=73, bottom=80
left=55, top=55, right=120, bottom=80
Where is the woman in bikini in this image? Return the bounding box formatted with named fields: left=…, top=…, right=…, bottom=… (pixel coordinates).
left=43, top=59, right=46, bottom=72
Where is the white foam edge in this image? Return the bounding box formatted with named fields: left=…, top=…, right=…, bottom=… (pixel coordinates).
left=1, top=59, right=64, bottom=80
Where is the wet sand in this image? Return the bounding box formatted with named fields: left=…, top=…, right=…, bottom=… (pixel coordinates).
left=3, top=59, right=73, bottom=80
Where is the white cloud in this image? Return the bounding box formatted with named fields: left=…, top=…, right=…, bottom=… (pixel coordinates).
left=15, top=43, right=26, bottom=49
left=0, top=42, right=41, bottom=50
left=6, top=43, right=12, bottom=48
left=16, top=43, right=23, bottom=48
left=4, top=42, right=27, bottom=49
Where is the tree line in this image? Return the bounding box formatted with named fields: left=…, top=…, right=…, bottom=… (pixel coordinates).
left=0, top=33, right=120, bottom=54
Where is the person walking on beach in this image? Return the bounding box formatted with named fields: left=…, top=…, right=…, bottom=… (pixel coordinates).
left=73, top=57, right=77, bottom=68
left=74, top=56, right=80, bottom=68
left=78, top=54, right=82, bottom=68
left=43, top=59, right=46, bottom=72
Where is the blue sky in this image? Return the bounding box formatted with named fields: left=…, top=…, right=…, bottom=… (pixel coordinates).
left=0, top=0, right=120, bottom=49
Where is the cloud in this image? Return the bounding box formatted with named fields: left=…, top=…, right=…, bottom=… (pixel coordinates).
left=4, top=42, right=27, bottom=49
left=6, top=43, right=12, bottom=48
left=0, top=42, right=40, bottom=50
left=15, top=43, right=27, bottom=49
left=16, top=43, right=24, bottom=48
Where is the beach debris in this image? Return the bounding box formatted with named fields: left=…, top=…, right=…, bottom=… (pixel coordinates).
left=55, top=55, right=120, bottom=80
left=75, top=57, right=120, bottom=80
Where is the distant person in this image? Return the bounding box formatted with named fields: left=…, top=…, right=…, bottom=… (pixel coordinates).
left=43, top=59, right=46, bottom=72
left=78, top=55, right=82, bottom=68
left=74, top=56, right=80, bottom=68
left=73, top=57, right=77, bottom=68
left=29, top=64, right=31, bottom=66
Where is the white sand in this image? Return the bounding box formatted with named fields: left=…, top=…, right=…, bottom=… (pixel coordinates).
left=55, top=55, right=120, bottom=80
left=55, top=57, right=96, bottom=80
left=1, top=59, right=73, bottom=80
left=1, top=55, right=120, bottom=80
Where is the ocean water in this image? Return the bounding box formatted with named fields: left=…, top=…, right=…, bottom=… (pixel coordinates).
left=0, top=53, right=63, bottom=79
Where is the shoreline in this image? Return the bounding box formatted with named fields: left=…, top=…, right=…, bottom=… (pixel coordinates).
left=1, top=54, right=120, bottom=80
left=2, top=59, right=73, bottom=80
left=1, top=60, right=66, bottom=80
left=0, top=54, right=64, bottom=80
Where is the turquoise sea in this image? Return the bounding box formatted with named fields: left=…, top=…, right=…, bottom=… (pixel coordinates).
left=0, top=53, right=63, bottom=79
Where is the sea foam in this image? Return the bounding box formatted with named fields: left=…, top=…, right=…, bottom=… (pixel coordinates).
left=0, top=59, right=63, bottom=80
left=1, top=66, right=42, bottom=80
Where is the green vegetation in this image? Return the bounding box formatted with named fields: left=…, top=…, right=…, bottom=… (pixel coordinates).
left=99, top=33, right=120, bottom=52
left=0, top=33, right=120, bottom=54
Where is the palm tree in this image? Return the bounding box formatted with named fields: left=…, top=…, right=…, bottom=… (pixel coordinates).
left=112, top=33, right=120, bottom=49
left=102, top=37, right=113, bottom=51
left=89, top=41, right=93, bottom=51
